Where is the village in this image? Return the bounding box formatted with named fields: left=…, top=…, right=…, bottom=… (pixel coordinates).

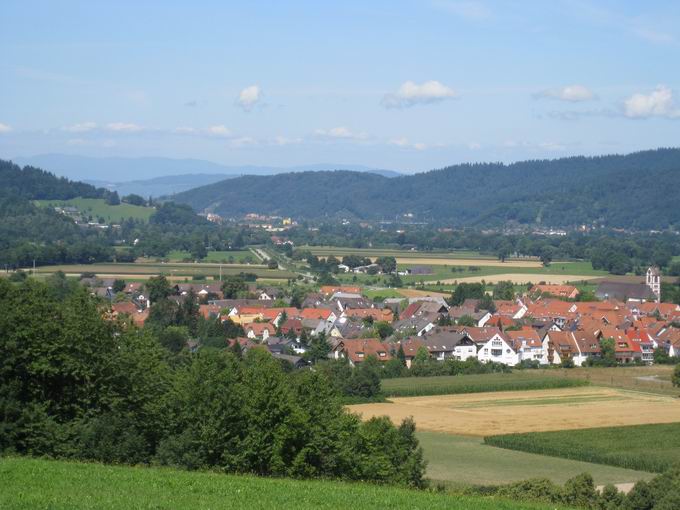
left=99, top=265, right=680, bottom=370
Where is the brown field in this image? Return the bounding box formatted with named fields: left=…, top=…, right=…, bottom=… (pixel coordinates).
left=432, top=273, right=600, bottom=285
left=394, top=257, right=543, bottom=267
left=348, top=387, right=680, bottom=436
left=396, top=288, right=451, bottom=299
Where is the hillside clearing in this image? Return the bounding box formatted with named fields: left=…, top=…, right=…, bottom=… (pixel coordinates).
left=348, top=387, right=680, bottom=436
left=34, top=197, right=154, bottom=222
left=0, top=457, right=557, bottom=510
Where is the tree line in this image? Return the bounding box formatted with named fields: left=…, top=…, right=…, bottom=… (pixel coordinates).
left=0, top=277, right=426, bottom=487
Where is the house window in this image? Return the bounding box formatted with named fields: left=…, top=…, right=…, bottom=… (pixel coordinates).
left=357, top=352, right=364, bottom=358
left=492, top=340, right=502, bottom=347
left=491, top=349, right=502, bottom=356
left=483, top=348, right=488, bottom=354
left=379, top=352, right=386, bottom=357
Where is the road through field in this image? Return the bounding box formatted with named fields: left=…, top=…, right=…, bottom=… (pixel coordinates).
left=348, top=387, right=680, bottom=436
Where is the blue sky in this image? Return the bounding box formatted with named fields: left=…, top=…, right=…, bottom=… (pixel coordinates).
left=1, top=0, right=679, bottom=173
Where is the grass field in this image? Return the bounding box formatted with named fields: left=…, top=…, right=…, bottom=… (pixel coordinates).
left=418, top=432, right=652, bottom=487
left=32, top=262, right=296, bottom=281
left=0, top=457, right=559, bottom=510
left=348, top=386, right=680, bottom=436
left=166, top=249, right=256, bottom=263
left=381, top=372, right=589, bottom=397
left=545, top=365, right=678, bottom=396
left=484, top=423, right=680, bottom=474
left=35, top=198, right=154, bottom=223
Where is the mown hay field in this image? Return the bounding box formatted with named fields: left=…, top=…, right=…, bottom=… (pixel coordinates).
left=348, top=387, right=680, bottom=436
left=484, top=422, right=680, bottom=473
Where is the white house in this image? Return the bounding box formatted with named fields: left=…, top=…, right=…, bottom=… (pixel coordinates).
left=476, top=333, right=519, bottom=366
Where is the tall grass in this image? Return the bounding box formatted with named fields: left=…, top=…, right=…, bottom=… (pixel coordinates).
left=484, top=423, right=680, bottom=473
left=382, top=373, right=589, bottom=397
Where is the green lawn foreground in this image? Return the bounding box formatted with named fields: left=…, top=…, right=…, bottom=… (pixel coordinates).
left=0, top=457, right=560, bottom=510
left=484, top=423, right=680, bottom=474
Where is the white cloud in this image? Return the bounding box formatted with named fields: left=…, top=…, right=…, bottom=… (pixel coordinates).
left=106, top=122, right=142, bottom=132
left=0, top=123, right=12, bottom=133
left=229, top=136, right=256, bottom=148
left=633, top=27, right=675, bottom=44
left=389, top=137, right=427, bottom=150
left=624, top=85, right=680, bottom=119
left=62, top=122, right=97, bottom=133
left=236, top=85, right=262, bottom=111
left=273, top=135, right=303, bottom=146
left=314, top=127, right=368, bottom=140
left=206, top=125, right=232, bottom=137
left=382, top=80, right=457, bottom=108
left=536, top=85, right=595, bottom=102
left=173, top=126, right=198, bottom=134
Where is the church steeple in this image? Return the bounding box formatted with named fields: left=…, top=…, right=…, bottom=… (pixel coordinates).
left=646, top=266, right=661, bottom=303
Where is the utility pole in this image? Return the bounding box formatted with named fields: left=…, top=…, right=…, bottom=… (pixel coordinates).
left=219, top=264, right=222, bottom=282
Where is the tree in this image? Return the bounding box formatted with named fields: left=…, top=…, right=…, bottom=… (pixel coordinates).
left=221, top=275, right=247, bottom=299
left=673, top=363, right=680, bottom=388
left=396, top=344, right=406, bottom=366
left=112, top=279, right=126, bottom=293
left=190, top=241, right=207, bottom=261
left=145, top=275, right=173, bottom=303
left=122, top=194, right=146, bottom=206
left=304, top=333, right=331, bottom=364
left=375, top=256, right=397, bottom=274
left=457, top=315, right=477, bottom=327
left=493, top=280, right=515, bottom=301
left=267, top=259, right=278, bottom=269
left=540, top=246, right=555, bottom=267
left=373, top=321, right=394, bottom=339
left=450, top=282, right=485, bottom=306
left=158, top=326, right=189, bottom=353
left=478, top=293, right=496, bottom=313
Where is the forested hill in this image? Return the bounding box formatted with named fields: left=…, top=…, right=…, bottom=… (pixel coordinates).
left=173, top=148, right=680, bottom=229
left=0, top=159, right=106, bottom=201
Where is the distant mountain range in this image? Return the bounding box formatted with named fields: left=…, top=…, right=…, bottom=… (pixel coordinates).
left=9, top=154, right=400, bottom=196
left=171, top=148, right=680, bottom=230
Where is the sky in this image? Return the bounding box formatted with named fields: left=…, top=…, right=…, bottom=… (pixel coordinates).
left=1, top=0, right=680, bottom=174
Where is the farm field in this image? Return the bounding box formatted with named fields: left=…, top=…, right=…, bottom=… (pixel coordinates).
left=0, top=457, right=558, bottom=510
left=546, top=365, right=677, bottom=396
left=304, top=246, right=491, bottom=259
left=381, top=372, right=589, bottom=397
left=34, top=198, right=154, bottom=222
left=31, top=262, right=296, bottom=281
left=418, top=431, right=652, bottom=487
left=434, top=273, right=600, bottom=285
left=334, top=260, right=608, bottom=286
left=166, top=249, right=256, bottom=263
left=484, top=422, right=680, bottom=473
left=348, top=386, right=680, bottom=436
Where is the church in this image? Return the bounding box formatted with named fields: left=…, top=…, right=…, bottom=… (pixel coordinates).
left=595, top=266, right=661, bottom=303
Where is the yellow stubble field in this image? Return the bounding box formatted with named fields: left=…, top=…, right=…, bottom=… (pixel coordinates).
left=347, top=387, right=680, bottom=436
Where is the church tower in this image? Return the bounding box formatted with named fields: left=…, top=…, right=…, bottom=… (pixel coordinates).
left=646, top=266, right=661, bottom=303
